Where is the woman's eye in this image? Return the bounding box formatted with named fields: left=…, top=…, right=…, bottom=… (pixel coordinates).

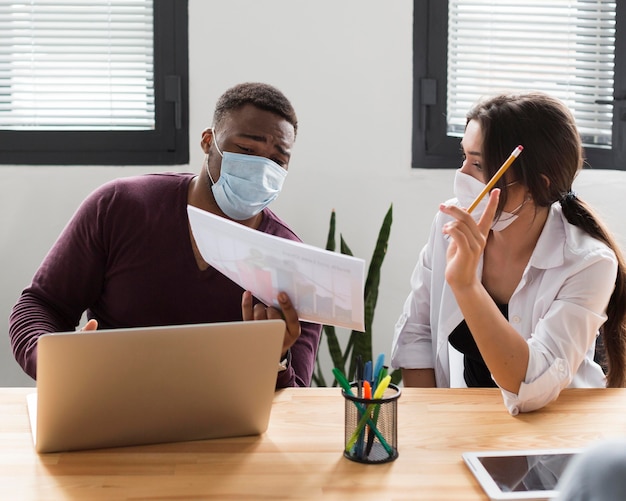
left=461, top=151, right=482, bottom=170
left=237, top=145, right=253, bottom=153
left=460, top=145, right=482, bottom=170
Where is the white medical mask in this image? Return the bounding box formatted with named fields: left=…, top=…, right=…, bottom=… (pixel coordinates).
left=453, top=170, right=488, bottom=215
left=206, top=130, right=287, bottom=220
left=452, top=170, right=524, bottom=232
left=490, top=201, right=525, bottom=232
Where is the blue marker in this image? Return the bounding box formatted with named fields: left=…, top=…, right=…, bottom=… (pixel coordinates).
left=363, top=360, right=372, bottom=385
left=373, top=353, right=385, bottom=384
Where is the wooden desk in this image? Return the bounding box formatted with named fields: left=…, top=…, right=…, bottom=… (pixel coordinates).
left=2, top=387, right=626, bottom=500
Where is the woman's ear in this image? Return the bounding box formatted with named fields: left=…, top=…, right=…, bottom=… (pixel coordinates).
left=200, top=127, right=213, bottom=154
left=541, top=173, right=550, bottom=189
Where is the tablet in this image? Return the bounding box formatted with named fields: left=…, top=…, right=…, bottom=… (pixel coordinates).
left=462, top=448, right=582, bottom=500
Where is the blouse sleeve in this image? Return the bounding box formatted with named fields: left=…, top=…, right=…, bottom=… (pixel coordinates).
left=500, top=246, right=617, bottom=415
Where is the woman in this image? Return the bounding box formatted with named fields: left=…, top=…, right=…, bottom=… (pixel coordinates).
left=391, top=92, right=626, bottom=414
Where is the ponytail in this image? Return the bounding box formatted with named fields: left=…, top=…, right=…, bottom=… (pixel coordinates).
left=560, top=193, right=626, bottom=388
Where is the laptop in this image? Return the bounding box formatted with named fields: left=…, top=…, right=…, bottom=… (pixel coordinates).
left=27, top=319, right=285, bottom=453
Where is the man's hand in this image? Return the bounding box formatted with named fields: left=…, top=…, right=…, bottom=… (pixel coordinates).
left=80, top=319, right=99, bottom=331
left=241, top=290, right=301, bottom=357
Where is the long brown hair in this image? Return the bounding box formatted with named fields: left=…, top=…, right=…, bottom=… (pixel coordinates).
left=467, top=92, right=626, bottom=387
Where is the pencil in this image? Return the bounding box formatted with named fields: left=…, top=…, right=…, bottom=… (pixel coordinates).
left=467, top=145, right=524, bottom=214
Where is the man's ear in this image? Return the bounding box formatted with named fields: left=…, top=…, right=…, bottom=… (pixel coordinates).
left=200, top=127, right=213, bottom=154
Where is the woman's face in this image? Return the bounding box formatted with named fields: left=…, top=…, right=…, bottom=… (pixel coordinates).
left=460, top=119, right=485, bottom=183
left=460, top=119, right=530, bottom=218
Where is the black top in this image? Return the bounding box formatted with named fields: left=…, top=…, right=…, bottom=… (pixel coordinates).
left=448, top=304, right=509, bottom=387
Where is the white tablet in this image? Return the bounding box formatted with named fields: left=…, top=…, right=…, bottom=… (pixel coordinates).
left=462, top=448, right=582, bottom=500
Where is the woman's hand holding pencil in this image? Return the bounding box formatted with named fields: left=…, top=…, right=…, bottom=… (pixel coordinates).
left=439, top=145, right=523, bottom=289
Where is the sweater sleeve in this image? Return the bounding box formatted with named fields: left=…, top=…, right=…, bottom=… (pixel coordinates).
left=275, top=320, right=321, bottom=388
left=9, top=184, right=111, bottom=379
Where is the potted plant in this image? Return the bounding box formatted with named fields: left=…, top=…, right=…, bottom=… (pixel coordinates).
left=312, top=204, right=401, bottom=386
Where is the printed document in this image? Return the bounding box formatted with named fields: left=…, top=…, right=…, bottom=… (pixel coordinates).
left=188, top=206, right=365, bottom=331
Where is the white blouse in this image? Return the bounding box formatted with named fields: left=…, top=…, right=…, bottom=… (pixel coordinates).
left=391, top=201, right=617, bottom=415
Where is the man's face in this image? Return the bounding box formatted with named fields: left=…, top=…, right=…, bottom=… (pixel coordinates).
left=206, top=104, right=296, bottom=182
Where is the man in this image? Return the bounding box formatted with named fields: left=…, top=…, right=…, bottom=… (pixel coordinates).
left=9, top=82, right=322, bottom=388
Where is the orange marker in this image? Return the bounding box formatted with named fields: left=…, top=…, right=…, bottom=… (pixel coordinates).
left=363, top=380, right=372, bottom=400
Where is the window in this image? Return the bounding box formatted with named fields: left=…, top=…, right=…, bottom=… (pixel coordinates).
left=413, top=0, right=625, bottom=170
left=0, top=0, right=188, bottom=165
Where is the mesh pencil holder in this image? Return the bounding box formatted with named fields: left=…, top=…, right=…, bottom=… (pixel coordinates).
left=342, top=382, right=400, bottom=464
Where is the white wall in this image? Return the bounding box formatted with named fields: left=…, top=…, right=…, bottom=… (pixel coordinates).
left=1, top=0, right=624, bottom=387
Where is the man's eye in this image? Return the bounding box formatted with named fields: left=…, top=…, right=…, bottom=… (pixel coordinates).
left=271, top=157, right=287, bottom=168
left=237, top=145, right=253, bottom=153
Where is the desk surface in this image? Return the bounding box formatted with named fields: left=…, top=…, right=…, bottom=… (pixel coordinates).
left=2, top=387, right=626, bottom=500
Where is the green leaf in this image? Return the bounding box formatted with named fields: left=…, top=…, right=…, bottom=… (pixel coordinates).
left=339, top=234, right=353, bottom=256
left=325, top=210, right=336, bottom=252
left=390, top=368, right=403, bottom=386
left=313, top=204, right=400, bottom=387
left=364, top=204, right=392, bottom=331
left=350, top=205, right=393, bottom=378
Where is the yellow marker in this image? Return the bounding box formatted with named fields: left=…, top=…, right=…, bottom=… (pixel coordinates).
left=373, top=375, right=391, bottom=399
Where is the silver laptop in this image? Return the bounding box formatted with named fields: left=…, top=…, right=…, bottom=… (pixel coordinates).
left=27, top=319, right=285, bottom=453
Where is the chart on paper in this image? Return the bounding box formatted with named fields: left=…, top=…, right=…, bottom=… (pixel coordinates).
left=187, top=206, right=365, bottom=331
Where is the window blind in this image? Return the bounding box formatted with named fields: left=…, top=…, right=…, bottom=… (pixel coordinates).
left=0, top=0, right=154, bottom=131
left=447, top=0, right=616, bottom=147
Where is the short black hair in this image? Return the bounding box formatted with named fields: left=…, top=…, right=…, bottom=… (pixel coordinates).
left=213, top=82, right=298, bottom=137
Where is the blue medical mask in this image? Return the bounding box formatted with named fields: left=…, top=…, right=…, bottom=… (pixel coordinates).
left=206, top=130, right=287, bottom=220
left=453, top=169, right=524, bottom=232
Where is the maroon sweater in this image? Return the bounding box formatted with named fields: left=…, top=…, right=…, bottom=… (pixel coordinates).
left=9, top=173, right=321, bottom=388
